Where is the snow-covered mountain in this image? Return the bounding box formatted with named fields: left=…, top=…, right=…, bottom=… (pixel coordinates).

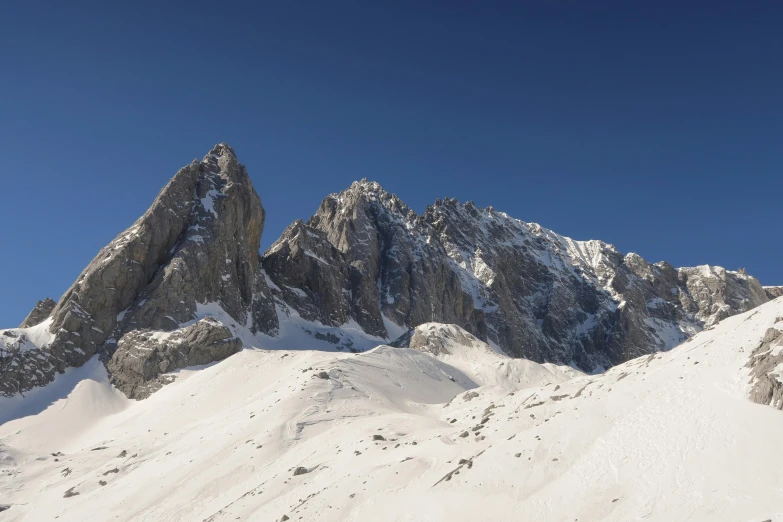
left=275, top=179, right=767, bottom=370
left=1, top=293, right=782, bottom=520
left=1, top=144, right=782, bottom=521
left=0, top=144, right=772, bottom=400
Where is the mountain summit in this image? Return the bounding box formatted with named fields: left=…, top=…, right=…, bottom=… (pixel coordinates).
left=267, top=174, right=769, bottom=369
left=0, top=145, right=771, bottom=399
left=1, top=144, right=277, bottom=398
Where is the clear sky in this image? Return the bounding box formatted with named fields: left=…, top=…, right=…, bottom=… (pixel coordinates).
left=1, top=1, right=781, bottom=326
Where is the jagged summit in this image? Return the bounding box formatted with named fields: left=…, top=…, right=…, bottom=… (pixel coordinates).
left=1, top=144, right=277, bottom=398
left=0, top=149, right=773, bottom=400
left=309, top=178, right=422, bottom=234
left=199, top=143, right=242, bottom=179
left=207, top=141, right=236, bottom=157
left=268, top=177, right=770, bottom=370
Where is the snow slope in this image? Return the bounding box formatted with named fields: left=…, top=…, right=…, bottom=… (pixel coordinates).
left=2, top=300, right=783, bottom=521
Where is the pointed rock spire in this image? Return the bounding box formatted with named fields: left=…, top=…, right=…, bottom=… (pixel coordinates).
left=1, top=144, right=277, bottom=398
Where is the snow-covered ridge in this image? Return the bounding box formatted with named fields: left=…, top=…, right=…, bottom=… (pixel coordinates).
left=391, top=323, right=581, bottom=388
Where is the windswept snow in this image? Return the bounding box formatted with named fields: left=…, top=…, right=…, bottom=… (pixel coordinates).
left=0, top=317, right=55, bottom=354
left=2, top=301, right=783, bottom=521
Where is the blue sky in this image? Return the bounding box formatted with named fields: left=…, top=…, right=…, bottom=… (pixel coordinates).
left=1, top=1, right=781, bottom=326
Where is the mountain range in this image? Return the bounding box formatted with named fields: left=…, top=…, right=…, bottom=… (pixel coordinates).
left=1, top=144, right=783, bottom=521
left=0, top=144, right=777, bottom=400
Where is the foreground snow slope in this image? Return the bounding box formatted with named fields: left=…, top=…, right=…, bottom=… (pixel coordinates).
left=2, top=300, right=783, bottom=521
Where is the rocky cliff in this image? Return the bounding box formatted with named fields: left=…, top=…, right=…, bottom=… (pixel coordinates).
left=265, top=179, right=770, bottom=371
left=0, top=148, right=773, bottom=399
left=1, top=144, right=277, bottom=398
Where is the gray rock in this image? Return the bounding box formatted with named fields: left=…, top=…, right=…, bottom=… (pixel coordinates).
left=677, top=266, right=769, bottom=327
left=747, top=328, right=783, bottom=409
left=0, top=144, right=277, bottom=397
left=264, top=181, right=485, bottom=342
left=1, top=166, right=775, bottom=399
left=765, top=286, right=783, bottom=300
left=264, top=180, right=770, bottom=371
left=106, top=317, right=243, bottom=399
left=262, top=220, right=352, bottom=328
left=19, top=298, right=56, bottom=328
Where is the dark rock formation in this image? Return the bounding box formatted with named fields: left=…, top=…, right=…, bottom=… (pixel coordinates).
left=262, top=220, right=352, bottom=328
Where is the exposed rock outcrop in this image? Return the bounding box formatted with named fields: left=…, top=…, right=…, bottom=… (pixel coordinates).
left=19, top=298, right=56, bottom=328
left=765, top=286, right=783, bottom=300
left=265, top=180, right=770, bottom=371
left=263, top=181, right=486, bottom=342
left=677, top=266, right=770, bottom=326
left=747, top=325, right=783, bottom=409
left=262, top=220, right=352, bottom=328
left=1, top=144, right=277, bottom=397
left=390, top=323, right=486, bottom=357
left=0, top=159, right=775, bottom=399
left=106, top=317, right=242, bottom=399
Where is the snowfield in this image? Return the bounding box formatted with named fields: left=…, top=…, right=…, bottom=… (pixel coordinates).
left=2, top=300, right=783, bottom=521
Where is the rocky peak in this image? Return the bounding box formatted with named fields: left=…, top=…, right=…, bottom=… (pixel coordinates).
left=1, top=144, right=277, bottom=398
left=267, top=186, right=771, bottom=372
left=307, top=179, right=426, bottom=253
left=202, top=142, right=236, bottom=166
left=2, top=165, right=776, bottom=400
left=293, top=180, right=452, bottom=337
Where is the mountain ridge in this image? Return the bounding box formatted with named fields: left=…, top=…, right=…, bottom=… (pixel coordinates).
left=0, top=144, right=772, bottom=399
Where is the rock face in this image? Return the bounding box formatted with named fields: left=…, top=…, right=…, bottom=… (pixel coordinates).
left=265, top=180, right=770, bottom=371
left=19, top=298, right=56, bottom=328
left=0, top=157, right=775, bottom=399
left=262, top=221, right=352, bottom=329
left=263, top=181, right=486, bottom=343
left=765, top=286, right=783, bottom=300
left=747, top=323, right=783, bottom=409
left=106, top=317, right=243, bottom=399
left=0, top=144, right=277, bottom=397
